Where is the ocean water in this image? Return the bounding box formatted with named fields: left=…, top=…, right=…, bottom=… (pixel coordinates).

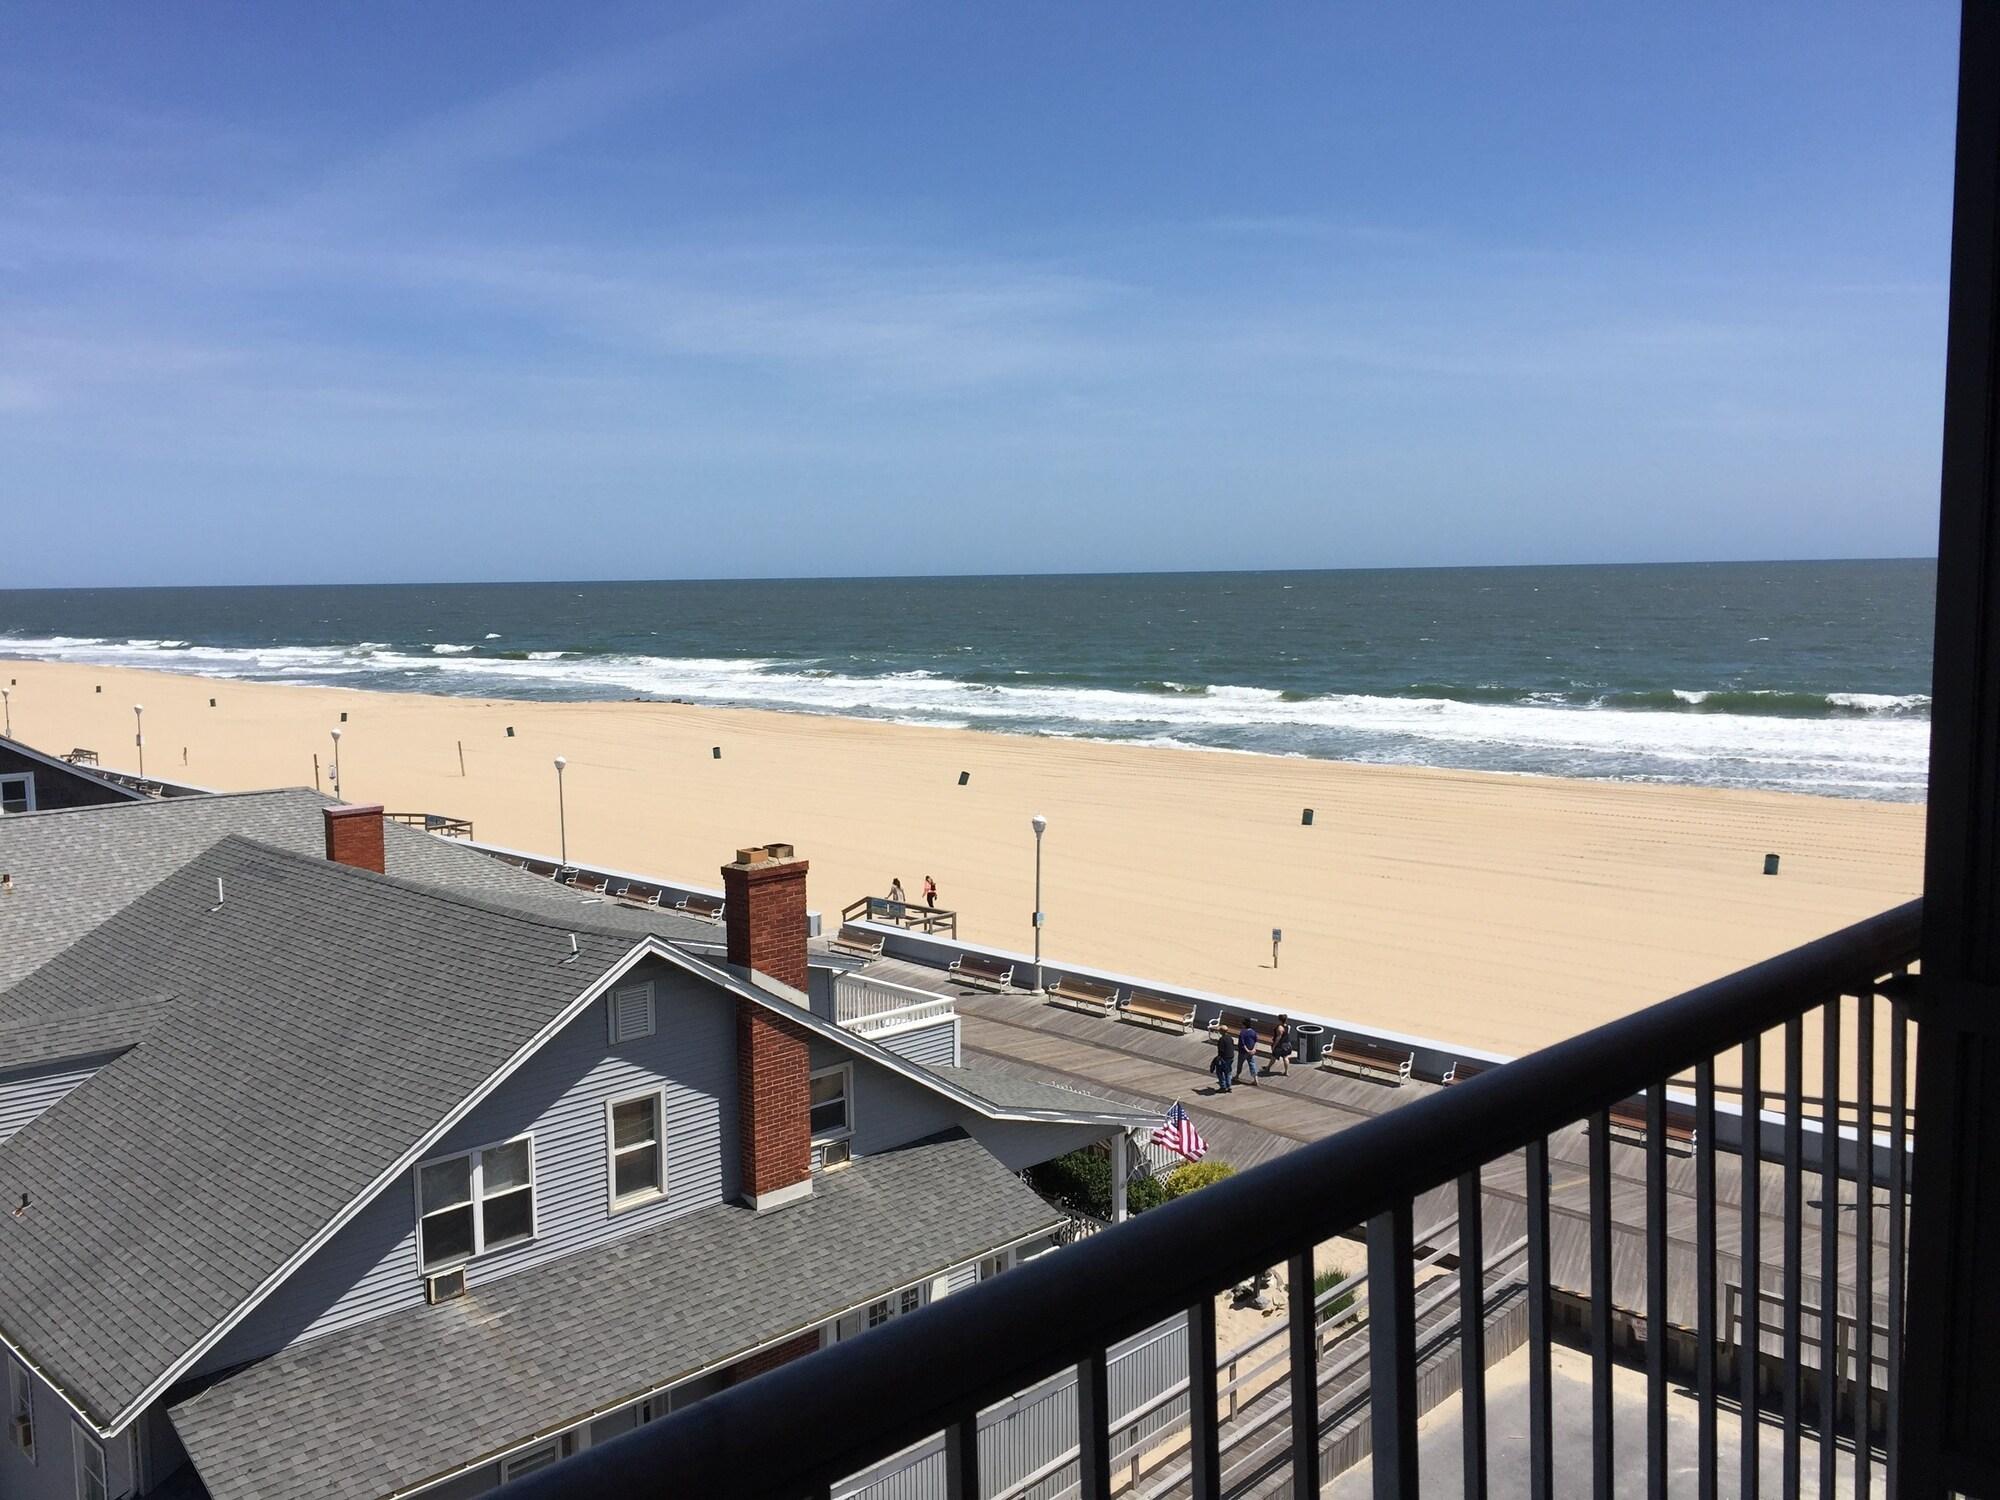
left=0, top=561, right=1934, bottom=800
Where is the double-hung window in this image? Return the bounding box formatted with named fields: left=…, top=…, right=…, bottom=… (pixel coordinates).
left=608, top=1091, right=665, bottom=1208
left=417, top=1137, right=536, bottom=1272
left=72, top=1426, right=105, bottom=1500
left=809, top=1064, right=851, bottom=1142
left=6, top=1356, right=31, bottom=1461
left=0, top=775, right=31, bottom=816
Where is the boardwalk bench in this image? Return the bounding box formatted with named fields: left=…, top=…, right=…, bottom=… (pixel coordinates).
left=1604, top=1096, right=1699, bottom=1155
left=525, top=860, right=559, bottom=879
left=1121, top=991, right=1196, bottom=1034
left=1439, top=1058, right=1493, bottom=1087
left=1047, top=976, right=1119, bottom=1017
left=614, top=882, right=661, bottom=907
left=572, top=871, right=608, bottom=894
left=948, top=954, right=1015, bottom=991
left=676, top=893, right=726, bottom=921
left=64, top=748, right=100, bottom=766
left=831, top=925, right=886, bottom=959
left=1322, top=1033, right=1416, bottom=1086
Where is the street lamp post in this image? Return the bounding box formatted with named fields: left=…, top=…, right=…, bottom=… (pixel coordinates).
left=554, top=756, right=569, bottom=866
left=1031, top=813, right=1048, bottom=992
left=329, top=727, right=342, bottom=801
left=2, top=688, right=10, bottom=738
left=133, top=705, right=145, bottom=778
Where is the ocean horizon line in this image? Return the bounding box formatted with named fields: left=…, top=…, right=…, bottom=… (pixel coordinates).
left=0, top=553, right=1939, bottom=596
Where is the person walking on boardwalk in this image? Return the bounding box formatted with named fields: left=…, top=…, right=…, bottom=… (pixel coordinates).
left=1211, top=1026, right=1236, bottom=1093
left=888, top=877, right=906, bottom=910
left=1234, top=1017, right=1261, bottom=1086
left=1264, top=1015, right=1293, bottom=1077
left=923, top=875, right=938, bottom=909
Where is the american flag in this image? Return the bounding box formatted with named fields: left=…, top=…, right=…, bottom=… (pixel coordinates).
left=1150, top=1101, right=1208, bottom=1162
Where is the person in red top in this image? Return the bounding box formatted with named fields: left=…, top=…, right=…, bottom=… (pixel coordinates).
left=923, top=875, right=938, bottom=908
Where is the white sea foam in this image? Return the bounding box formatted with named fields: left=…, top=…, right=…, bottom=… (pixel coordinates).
left=0, top=634, right=1932, bottom=797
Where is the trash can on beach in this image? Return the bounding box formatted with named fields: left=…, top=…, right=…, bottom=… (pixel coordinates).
left=1294, top=1023, right=1327, bottom=1065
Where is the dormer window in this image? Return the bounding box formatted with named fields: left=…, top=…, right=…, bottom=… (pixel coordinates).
left=417, top=1137, right=537, bottom=1272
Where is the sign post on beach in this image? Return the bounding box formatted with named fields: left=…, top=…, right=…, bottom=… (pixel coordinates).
left=1272, top=928, right=1282, bottom=968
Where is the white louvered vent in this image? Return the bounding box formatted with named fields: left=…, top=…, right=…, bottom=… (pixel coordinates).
left=609, top=981, right=656, bottom=1044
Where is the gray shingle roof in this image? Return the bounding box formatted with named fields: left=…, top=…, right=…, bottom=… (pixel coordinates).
left=169, top=1131, right=1060, bottom=1500
left=0, top=997, right=176, bottom=1076
left=934, top=1064, right=1158, bottom=1123
left=0, top=837, right=649, bottom=1427
left=0, top=787, right=716, bottom=993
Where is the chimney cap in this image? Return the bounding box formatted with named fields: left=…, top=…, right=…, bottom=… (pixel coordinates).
left=730, top=842, right=798, bottom=868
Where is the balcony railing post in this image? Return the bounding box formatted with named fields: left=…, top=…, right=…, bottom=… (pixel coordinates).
left=944, top=1415, right=980, bottom=1500
left=1588, top=1114, right=1613, bottom=1500
left=1740, top=1029, right=1763, bottom=1500
left=1886, top=999, right=1908, bottom=1496
left=1855, top=988, right=1875, bottom=1500
left=1820, top=997, right=1842, bottom=1498
left=1188, top=1295, right=1222, bottom=1500
left=1367, top=1202, right=1419, bottom=1500
left=1287, top=1249, right=1322, bottom=1500
left=1646, top=1087, right=1668, bottom=1500
left=1782, top=1016, right=1804, bottom=1495
left=1525, top=1138, right=1554, bottom=1500
left=1075, top=1350, right=1111, bottom=1500
left=1696, top=1060, right=1718, bottom=1500
left=1456, top=1169, right=1488, bottom=1500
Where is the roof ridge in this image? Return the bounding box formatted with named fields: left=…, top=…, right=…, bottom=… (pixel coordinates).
left=199, top=832, right=660, bottom=945
left=0, top=784, right=320, bottom=822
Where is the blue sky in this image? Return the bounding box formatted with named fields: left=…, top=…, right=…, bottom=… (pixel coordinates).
left=0, top=3, right=1960, bottom=585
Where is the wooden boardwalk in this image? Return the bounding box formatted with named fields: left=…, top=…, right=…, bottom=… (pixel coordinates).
left=857, top=955, right=1894, bottom=1352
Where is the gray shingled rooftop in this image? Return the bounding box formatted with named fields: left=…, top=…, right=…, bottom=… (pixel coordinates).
left=0, top=786, right=716, bottom=992
left=0, top=837, right=652, bottom=1426
left=170, top=1130, right=1061, bottom=1500
left=0, top=996, right=176, bottom=1077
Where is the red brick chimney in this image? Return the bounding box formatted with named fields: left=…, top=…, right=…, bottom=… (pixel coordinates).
left=723, top=844, right=814, bottom=1210
left=323, top=805, right=386, bottom=874
left=722, top=843, right=810, bottom=992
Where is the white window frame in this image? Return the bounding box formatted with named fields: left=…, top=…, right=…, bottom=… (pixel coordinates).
left=979, top=1249, right=1012, bottom=1281
left=809, top=1062, right=854, bottom=1144
left=413, top=1134, right=538, bottom=1274
left=72, top=1423, right=105, bottom=1500
left=7, top=1355, right=32, bottom=1463
left=605, top=1087, right=667, bottom=1211
left=0, top=774, right=32, bottom=816
left=607, top=979, right=656, bottom=1044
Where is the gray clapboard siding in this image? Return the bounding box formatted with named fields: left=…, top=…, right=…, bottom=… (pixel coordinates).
left=0, top=1061, right=101, bottom=1144
left=0, top=1364, right=137, bottom=1500
left=811, top=1039, right=1111, bottom=1172
left=199, top=963, right=738, bottom=1373
left=874, top=1017, right=957, bottom=1069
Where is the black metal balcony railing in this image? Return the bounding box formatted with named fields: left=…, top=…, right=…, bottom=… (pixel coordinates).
left=503, top=900, right=1921, bottom=1500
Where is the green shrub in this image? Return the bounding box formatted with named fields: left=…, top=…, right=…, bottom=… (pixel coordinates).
left=1161, top=1159, right=1235, bottom=1199
left=1127, top=1173, right=1169, bottom=1214
left=1025, top=1149, right=1113, bottom=1219
left=1312, top=1267, right=1357, bottom=1320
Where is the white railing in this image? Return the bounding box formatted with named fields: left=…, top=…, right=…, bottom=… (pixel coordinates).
left=833, top=973, right=957, bottom=1035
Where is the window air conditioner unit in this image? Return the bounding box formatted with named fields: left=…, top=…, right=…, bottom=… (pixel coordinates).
left=9, top=1413, right=30, bottom=1450
left=425, top=1267, right=468, bottom=1305
left=820, top=1138, right=852, bottom=1170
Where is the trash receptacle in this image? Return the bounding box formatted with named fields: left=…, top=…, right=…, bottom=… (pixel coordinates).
left=1294, top=1022, right=1327, bottom=1065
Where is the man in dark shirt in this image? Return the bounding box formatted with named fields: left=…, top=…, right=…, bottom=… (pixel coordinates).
left=1234, top=1018, right=1261, bottom=1087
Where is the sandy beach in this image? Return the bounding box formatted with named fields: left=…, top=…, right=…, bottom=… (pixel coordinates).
left=0, top=657, right=1925, bottom=1067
